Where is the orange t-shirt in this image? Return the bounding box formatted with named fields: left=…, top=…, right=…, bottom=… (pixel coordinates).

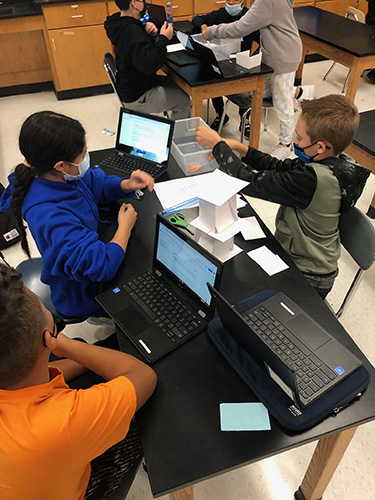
left=0, top=367, right=137, bottom=500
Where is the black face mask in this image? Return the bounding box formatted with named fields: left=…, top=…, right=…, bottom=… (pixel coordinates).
left=135, top=0, right=147, bottom=18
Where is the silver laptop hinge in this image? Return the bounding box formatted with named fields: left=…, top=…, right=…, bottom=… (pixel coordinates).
left=198, top=310, right=206, bottom=318
left=155, top=269, right=162, bottom=277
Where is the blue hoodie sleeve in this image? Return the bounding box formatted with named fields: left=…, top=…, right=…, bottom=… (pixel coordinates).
left=82, top=167, right=134, bottom=203
left=0, top=173, right=16, bottom=212
left=27, top=201, right=125, bottom=283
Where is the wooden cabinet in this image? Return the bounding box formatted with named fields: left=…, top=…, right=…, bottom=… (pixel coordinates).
left=194, top=0, right=226, bottom=16
left=107, top=1, right=119, bottom=16
left=46, top=25, right=112, bottom=90
left=314, top=0, right=353, bottom=16
left=0, top=16, right=51, bottom=88
left=151, top=0, right=193, bottom=20
left=294, top=0, right=315, bottom=7
left=42, top=1, right=112, bottom=92
left=43, top=2, right=108, bottom=29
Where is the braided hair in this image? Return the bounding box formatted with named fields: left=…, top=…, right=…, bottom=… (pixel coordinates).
left=10, top=111, right=86, bottom=257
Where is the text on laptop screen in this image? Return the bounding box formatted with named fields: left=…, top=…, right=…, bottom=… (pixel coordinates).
left=156, top=222, right=218, bottom=306
left=118, top=112, right=171, bottom=164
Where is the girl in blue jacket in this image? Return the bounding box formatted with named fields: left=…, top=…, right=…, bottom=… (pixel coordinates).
left=0, top=111, right=154, bottom=318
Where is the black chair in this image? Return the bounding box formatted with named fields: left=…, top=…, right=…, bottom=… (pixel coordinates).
left=108, top=456, right=142, bottom=500
left=103, top=52, right=170, bottom=118
left=335, top=207, right=375, bottom=317
left=16, top=257, right=86, bottom=324
left=104, top=52, right=124, bottom=107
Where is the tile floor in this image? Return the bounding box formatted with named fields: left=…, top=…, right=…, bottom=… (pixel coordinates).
left=0, top=59, right=375, bottom=500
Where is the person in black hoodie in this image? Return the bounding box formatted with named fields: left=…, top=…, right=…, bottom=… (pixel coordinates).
left=105, top=0, right=191, bottom=119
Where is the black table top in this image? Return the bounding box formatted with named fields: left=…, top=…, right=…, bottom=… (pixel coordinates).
left=294, top=6, right=375, bottom=58
left=353, top=109, right=375, bottom=156
left=165, top=59, right=273, bottom=88
left=91, top=149, right=375, bottom=497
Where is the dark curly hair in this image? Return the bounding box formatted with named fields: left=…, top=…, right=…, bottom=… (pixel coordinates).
left=10, top=111, right=86, bottom=257
left=0, top=263, right=45, bottom=388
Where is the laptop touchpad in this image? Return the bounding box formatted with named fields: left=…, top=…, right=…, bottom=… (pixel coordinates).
left=287, top=315, right=330, bottom=350
left=115, top=305, right=152, bottom=337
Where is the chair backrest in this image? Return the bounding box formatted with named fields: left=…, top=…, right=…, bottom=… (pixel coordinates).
left=339, top=207, right=375, bottom=271
left=346, top=6, right=366, bottom=24
left=103, top=52, right=123, bottom=106
left=335, top=207, right=375, bottom=317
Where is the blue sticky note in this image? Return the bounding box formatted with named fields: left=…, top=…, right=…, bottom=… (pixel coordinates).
left=220, top=403, right=271, bottom=431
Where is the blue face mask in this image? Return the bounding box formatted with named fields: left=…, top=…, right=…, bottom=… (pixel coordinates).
left=293, top=142, right=319, bottom=163
left=62, top=151, right=90, bottom=181
left=225, top=2, right=243, bottom=16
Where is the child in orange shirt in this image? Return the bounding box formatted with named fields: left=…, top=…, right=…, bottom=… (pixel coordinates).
left=0, top=263, right=157, bottom=500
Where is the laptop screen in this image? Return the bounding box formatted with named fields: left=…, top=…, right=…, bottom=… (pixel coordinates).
left=117, top=109, right=173, bottom=164
left=155, top=217, right=220, bottom=307
left=176, top=31, right=194, bottom=52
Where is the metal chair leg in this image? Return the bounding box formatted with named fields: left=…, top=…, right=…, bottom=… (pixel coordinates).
left=342, top=70, right=351, bottom=94
left=323, top=62, right=336, bottom=81
left=263, top=108, right=268, bottom=132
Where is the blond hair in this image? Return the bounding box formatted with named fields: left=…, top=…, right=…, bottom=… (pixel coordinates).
left=300, top=94, right=359, bottom=155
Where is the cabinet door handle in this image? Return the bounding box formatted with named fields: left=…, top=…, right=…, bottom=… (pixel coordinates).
left=51, top=38, right=56, bottom=51
left=216, top=1, right=226, bottom=4
left=71, top=14, right=83, bottom=18
left=172, top=5, right=178, bottom=8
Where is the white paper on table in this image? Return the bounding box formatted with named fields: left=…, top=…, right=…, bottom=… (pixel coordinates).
left=154, top=174, right=211, bottom=209
left=247, top=246, right=289, bottom=276
left=240, top=217, right=266, bottom=240
left=196, top=169, right=249, bottom=206
left=190, top=217, right=243, bottom=242
left=167, top=43, right=185, bottom=53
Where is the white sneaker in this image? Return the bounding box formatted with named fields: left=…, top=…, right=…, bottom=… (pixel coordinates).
left=271, top=143, right=292, bottom=160
left=87, top=316, right=115, bottom=328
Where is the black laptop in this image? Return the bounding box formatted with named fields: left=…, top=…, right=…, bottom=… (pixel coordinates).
left=190, top=37, right=248, bottom=78
left=207, top=284, right=363, bottom=408
left=97, top=107, right=174, bottom=180
left=96, top=214, right=223, bottom=363
left=166, top=31, right=200, bottom=67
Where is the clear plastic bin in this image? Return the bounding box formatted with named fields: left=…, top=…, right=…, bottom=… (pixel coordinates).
left=191, top=34, right=241, bottom=61
left=171, top=117, right=219, bottom=176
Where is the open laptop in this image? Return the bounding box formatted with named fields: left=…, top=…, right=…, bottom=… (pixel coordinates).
left=96, top=214, right=223, bottom=363
left=190, top=38, right=248, bottom=78
left=97, top=107, right=174, bottom=180
left=166, top=31, right=200, bottom=67
left=207, top=284, right=363, bottom=408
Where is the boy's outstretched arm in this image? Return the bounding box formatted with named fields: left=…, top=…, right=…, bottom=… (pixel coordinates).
left=46, top=332, right=157, bottom=410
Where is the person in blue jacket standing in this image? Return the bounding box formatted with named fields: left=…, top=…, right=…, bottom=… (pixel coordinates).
left=0, top=111, right=154, bottom=319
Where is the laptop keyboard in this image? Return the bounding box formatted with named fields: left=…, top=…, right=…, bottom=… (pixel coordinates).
left=218, top=59, right=245, bottom=78
left=243, top=305, right=338, bottom=404
left=100, top=153, right=167, bottom=180
left=123, top=271, right=204, bottom=344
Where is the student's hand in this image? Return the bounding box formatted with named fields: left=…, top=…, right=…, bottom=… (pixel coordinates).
left=201, top=25, right=208, bottom=40
left=195, top=125, right=222, bottom=150
left=201, top=23, right=208, bottom=34
left=145, top=22, right=158, bottom=36
left=121, top=170, right=154, bottom=193
left=44, top=331, right=72, bottom=359
left=117, top=203, right=137, bottom=232
left=160, top=21, right=174, bottom=40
